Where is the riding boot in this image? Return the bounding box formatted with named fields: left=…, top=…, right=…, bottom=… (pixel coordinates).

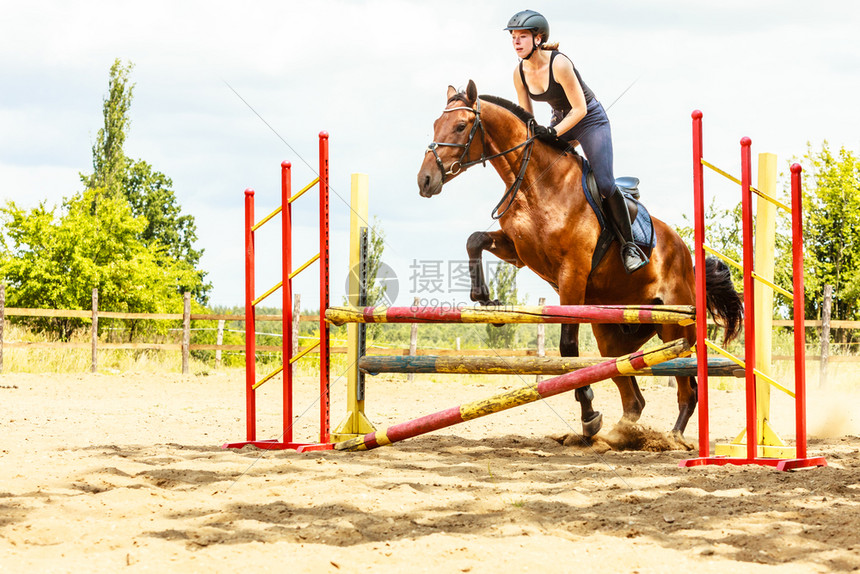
left=605, top=190, right=649, bottom=274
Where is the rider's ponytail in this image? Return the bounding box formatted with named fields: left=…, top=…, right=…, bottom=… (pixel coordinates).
left=541, top=41, right=560, bottom=51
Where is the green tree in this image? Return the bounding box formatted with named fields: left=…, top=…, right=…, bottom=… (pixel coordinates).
left=677, top=197, right=744, bottom=290
left=79, top=58, right=210, bottom=303
left=365, top=217, right=388, bottom=306
left=485, top=261, right=522, bottom=349
left=789, top=142, right=860, bottom=322
left=0, top=189, right=201, bottom=340
left=123, top=159, right=209, bottom=301
left=81, top=59, right=134, bottom=197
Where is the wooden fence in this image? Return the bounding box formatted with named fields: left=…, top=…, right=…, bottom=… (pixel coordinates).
left=1, top=287, right=857, bottom=375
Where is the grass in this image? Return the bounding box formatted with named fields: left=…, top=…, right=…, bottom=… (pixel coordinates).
left=0, top=323, right=216, bottom=375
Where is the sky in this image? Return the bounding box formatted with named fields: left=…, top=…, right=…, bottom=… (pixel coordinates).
left=2, top=0, right=859, bottom=310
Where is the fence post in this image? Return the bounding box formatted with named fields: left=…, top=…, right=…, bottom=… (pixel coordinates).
left=0, top=283, right=5, bottom=374
left=408, top=296, right=419, bottom=384
left=91, top=288, right=98, bottom=373
left=536, top=297, right=546, bottom=383
left=819, top=284, right=833, bottom=388
left=182, top=292, right=191, bottom=374
left=215, top=319, right=225, bottom=369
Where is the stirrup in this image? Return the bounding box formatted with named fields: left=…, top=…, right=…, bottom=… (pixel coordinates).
left=620, top=242, right=649, bottom=274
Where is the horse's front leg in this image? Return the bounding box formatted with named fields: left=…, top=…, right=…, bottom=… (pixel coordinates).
left=466, top=230, right=521, bottom=305
left=560, top=323, right=603, bottom=438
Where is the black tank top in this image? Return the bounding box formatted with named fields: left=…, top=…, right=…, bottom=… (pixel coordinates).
left=519, top=51, right=596, bottom=117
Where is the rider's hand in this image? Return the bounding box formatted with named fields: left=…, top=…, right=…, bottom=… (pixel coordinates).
left=533, top=124, right=557, bottom=138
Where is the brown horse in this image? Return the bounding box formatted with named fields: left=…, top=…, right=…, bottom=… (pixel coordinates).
left=417, top=80, right=742, bottom=444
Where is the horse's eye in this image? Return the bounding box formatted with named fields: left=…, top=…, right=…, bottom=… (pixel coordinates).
left=456, top=122, right=467, bottom=132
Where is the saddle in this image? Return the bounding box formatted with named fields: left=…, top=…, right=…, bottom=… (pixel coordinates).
left=581, top=159, right=655, bottom=273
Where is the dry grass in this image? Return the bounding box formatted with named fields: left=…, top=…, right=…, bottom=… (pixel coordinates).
left=0, top=323, right=212, bottom=374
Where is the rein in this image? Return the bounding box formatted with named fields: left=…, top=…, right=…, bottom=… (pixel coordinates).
left=426, top=97, right=538, bottom=220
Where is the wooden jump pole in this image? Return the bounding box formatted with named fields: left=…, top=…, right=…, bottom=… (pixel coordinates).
left=358, top=355, right=743, bottom=378
left=334, top=338, right=690, bottom=451
left=326, top=304, right=695, bottom=326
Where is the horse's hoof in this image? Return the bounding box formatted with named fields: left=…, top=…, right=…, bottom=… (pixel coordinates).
left=582, top=411, right=603, bottom=437
left=671, top=430, right=695, bottom=451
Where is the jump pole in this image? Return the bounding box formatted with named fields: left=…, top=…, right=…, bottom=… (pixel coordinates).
left=334, top=338, right=690, bottom=451
left=326, top=304, right=696, bottom=326
left=359, top=355, right=744, bottom=378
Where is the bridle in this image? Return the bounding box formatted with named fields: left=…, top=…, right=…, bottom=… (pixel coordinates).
left=425, top=97, right=538, bottom=219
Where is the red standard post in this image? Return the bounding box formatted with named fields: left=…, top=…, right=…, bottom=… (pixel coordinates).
left=281, top=162, right=293, bottom=444
left=244, top=188, right=256, bottom=442
left=740, top=137, right=758, bottom=459
left=791, top=163, right=808, bottom=459
left=691, top=110, right=710, bottom=457
left=318, top=132, right=331, bottom=444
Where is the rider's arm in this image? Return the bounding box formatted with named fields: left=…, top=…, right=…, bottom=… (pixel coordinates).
left=513, top=67, right=534, bottom=115
left=551, top=57, right=588, bottom=137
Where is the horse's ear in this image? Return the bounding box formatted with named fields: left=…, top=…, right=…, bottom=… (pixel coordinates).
left=466, top=80, right=478, bottom=105
left=447, top=85, right=457, bottom=100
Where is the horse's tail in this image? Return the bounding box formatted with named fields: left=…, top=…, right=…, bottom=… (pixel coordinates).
left=704, top=256, right=743, bottom=344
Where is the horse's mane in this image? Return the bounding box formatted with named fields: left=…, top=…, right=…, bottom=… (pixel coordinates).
left=478, top=94, right=534, bottom=125
left=478, top=94, right=578, bottom=156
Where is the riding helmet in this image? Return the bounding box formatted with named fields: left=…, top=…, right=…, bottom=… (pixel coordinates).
left=504, top=10, right=550, bottom=43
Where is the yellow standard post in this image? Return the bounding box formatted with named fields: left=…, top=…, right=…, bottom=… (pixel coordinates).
left=331, top=173, right=377, bottom=441
left=754, top=152, right=793, bottom=457
left=716, top=152, right=793, bottom=458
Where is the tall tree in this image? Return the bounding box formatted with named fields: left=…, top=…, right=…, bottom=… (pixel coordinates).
left=787, top=142, right=860, bottom=322
left=81, top=59, right=134, bottom=196
left=79, top=59, right=211, bottom=303
left=123, top=159, right=210, bottom=301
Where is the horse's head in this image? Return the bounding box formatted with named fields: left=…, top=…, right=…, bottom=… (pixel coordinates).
left=418, top=80, right=485, bottom=197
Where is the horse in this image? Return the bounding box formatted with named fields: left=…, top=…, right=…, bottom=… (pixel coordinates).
left=417, top=80, right=743, bottom=445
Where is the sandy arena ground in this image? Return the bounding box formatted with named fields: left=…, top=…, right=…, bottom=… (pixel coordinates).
left=1, top=370, right=859, bottom=573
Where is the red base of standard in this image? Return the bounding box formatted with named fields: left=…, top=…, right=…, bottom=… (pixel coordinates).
left=679, top=456, right=827, bottom=471
left=221, top=440, right=334, bottom=452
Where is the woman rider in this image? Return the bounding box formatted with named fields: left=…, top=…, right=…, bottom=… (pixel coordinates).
left=506, top=9, right=648, bottom=273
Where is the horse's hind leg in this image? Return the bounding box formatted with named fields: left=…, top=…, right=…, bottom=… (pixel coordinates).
left=592, top=324, right=654, bottom=423
left=560, top=324, right=603, bottom=437
left=672, top=375, right=698, bottom=447
left=661, top=323, right=698, bottom=447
